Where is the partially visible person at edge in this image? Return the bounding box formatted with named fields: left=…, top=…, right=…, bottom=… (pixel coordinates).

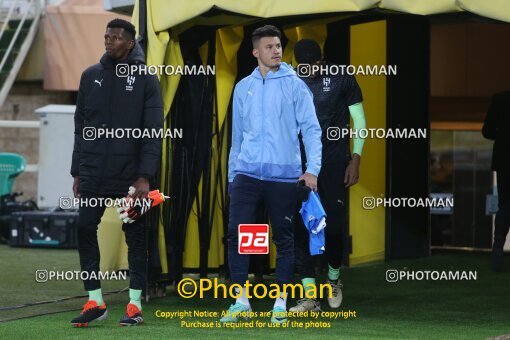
left=483, top=91, right=510, bottom=272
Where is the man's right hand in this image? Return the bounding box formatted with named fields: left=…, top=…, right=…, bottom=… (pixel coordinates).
left=298, top=172, right=318, bottom=191
left=73, top=176, right=80, bottom=198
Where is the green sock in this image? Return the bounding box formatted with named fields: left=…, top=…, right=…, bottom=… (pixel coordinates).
left=302, top=278, right=316, bottom=299
left=129, top=289, right=142, bottom=310
left=88, top=288, right=104, bottom=305
left=328, top=264, right=340, bottom=281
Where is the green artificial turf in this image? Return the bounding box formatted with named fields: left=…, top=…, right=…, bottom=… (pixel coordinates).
left=1, top=244, right=510, bottom=339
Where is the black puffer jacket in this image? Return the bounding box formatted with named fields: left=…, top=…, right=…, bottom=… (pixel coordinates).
left=483, top=91, right=510, bottom=173
left=71, top=42, right=164, bottom=195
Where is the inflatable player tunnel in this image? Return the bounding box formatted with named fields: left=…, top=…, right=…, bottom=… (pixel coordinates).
left=129, top=0, right=510, bottom=282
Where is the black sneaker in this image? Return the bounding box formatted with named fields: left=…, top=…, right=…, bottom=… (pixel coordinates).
left=119, top=303, right=144, bottom=326
left=71, top=300, right=108, bottom=327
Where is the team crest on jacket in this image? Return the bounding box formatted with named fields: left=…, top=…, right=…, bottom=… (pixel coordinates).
left=126, top=76, right=136, bottom=91
left=323, top=77, right=331, bottom=92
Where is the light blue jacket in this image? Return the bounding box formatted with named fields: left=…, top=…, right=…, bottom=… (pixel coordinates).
left=228, top=62, right=322, bottom=183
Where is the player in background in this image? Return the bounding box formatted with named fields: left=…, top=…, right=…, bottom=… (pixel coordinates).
left=291, top=39, right=366, bottom=311
left=483, top=91, right=510, bottom=272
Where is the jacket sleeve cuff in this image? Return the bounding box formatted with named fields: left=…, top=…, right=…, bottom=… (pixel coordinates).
left=137, top=173, right=153, bottom=181
left=305, top=166, right=320, bottom=177
left=70, top=165, right=79, bottom=177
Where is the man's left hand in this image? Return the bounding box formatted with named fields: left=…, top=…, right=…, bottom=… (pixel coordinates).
left=299, top=172, right=318, bottom=191
left=344, top=154, right=360, bottom=187
left=131, top=177, right=150, bottom=200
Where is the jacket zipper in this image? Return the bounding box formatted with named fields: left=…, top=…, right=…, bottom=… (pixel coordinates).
left=260, top=76, right=265, bottom=180
left=99, top=68, right=114, bottom=193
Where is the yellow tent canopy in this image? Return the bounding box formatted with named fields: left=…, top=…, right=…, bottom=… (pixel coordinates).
left=124, top=0, right=502, bottom=279
left=133, top=0, right=510, bottom=33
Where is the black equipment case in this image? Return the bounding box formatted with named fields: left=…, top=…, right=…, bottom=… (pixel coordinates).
left=9, top=210, right=79, bottom=248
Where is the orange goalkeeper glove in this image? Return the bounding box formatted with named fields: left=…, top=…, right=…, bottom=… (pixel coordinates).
left=117, top=186, right=169, bottom=223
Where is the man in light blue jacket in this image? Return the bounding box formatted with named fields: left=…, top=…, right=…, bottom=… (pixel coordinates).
left=221, top=25, right=322, bottom=324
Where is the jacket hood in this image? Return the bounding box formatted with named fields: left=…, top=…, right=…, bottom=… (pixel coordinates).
left=100, top=40, right=146, bottom=67
left=251, top=62, right=296, bottom=79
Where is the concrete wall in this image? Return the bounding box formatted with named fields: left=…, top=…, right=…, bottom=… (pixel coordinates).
left=0, top=81, right=73, bottom=201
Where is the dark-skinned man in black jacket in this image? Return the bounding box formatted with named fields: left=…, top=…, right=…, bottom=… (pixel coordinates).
left=70, top=19, right=163, bottom=327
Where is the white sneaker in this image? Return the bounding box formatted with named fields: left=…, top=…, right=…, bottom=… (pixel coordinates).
left=289, top=298, right=321, bottom=312
left=220, top=303, right=252, bottom=323
left=327, top=279, right=343, bottom=308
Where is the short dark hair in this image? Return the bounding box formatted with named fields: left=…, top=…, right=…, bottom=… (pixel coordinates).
left=294, top=39, right=322, bottom=64
left=252, top=25, right=281, bottom=47
left=106, top=18, right=136, bottom=41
